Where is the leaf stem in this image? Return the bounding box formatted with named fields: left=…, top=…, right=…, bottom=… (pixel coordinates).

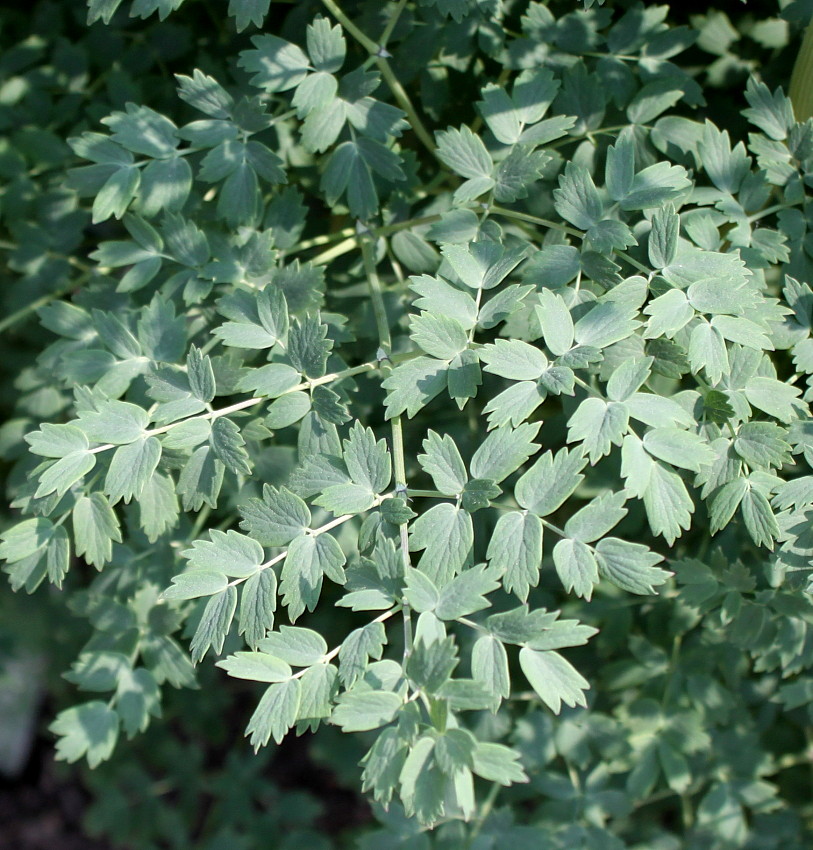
left=773, top=750, right=813, bottom=772
left=190, top=504, right=212, bottom=540
left=572, top=374, right=604, bottom=400
left=660, top=632, right=683, bottom=710
left=468, top=781, right=502, bottom=844
left=226, top=494, right=394, bottom=592
left=293, top=229, right=355, bottom=253
left=379, top=0, right=408, bottom=47
left=375, top=58, right=437, bottom=155
left=790, top=19, right=813, bottom=121
left=379, top=213, right=441, bottom=237
left=490, top=205, right=651, bottom=275
left=311, top=236, right=358, bottom=266
left=680, top=790, right=695, bottom=831
left=748, top=202, right=796, bottom=223
left=89, top=354, right=420, bottom=456
left=360, top=238, right=393, bottom=350
left=291, top=606, right=401, bottom=680
left=320, top=0, right=378, bottom=53
left=255, top=512, right=355, bottom=574
left=0, top=275, right=89, bottom=334
left=540, top=516, right=568, bottom=539
left=292, top=213, right=441, bottom=257
left=359, top=235, right=414, bottom=660
left=490, top=205, right=582, bottom=238
left=321, top=0, right=437, bottom=156
left=457, top=616, right=487, bottom=634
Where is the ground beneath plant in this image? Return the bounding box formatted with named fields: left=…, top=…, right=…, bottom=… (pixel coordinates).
left=0, top=724, right=369, bottom=848
left=0, top=735, right=113, bottom=850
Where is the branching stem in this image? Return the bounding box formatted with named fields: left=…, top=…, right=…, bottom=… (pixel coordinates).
left=491, top=205, right=651, bottom=275
left=321, top=0, right=437, bottom=156
left=0, top=275, right=90, bottom=335
left=467, top=781, right=501, bottom=844
left=320, top=0, right=378, bottom=52
left=89, top=352, right=421, bottom=456
left=359, top=236, right=414, bottom=660
left=223, top=494, right=395, bottom=593
left=293, top=213, right=441, bottom=256
left=291, top=606, right=401, bottom=679
left=376, top=58, right=437, bottom=155
left=748, top=202, right=796, bottom=223
left=379, top=0, right=408, bottom=47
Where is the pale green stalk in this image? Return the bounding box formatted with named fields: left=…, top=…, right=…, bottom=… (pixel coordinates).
left=89, top=354, right=419, bottom=456
left=491, top=205, right=651, bottom=275
left=320, top=0, right=437, bottom=156
left=791, top=21, right=813, bottom=121
left=0, top=273, right=92, bottom=335
left=359, top=236, right=414, bottom=660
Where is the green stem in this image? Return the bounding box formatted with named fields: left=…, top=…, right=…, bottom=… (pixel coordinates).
left=378, top=213, right=441, bottom=237
left=490, top=205, right=651, bottom=275
left=661, top=633, right=683, bottom=709
left=0, top=276, right=89, bottom=335
left=748, top=202, right=797, bottom=223
left=573, top=374, right=604, bottom=400
left=360, top=238, right=393, bottom=350
left=490, top=205, right=582, bottom=238
left=390, top=413, right=409, bottom=493
left=680, top=790, right=694, bottom=831
left=189, top=504, right=212, bottom=541
left=292, top=228, right=355, bottom=253
left=221, top=496, right=395, bottom=593
left=468, top=781, right=501, bottom=844
left=565, top=759, right=582, bottom=794
left=53, top=509, right=73, bottom=529
left=773, top=751, right=813, bottom=772
left=379, top=0, right=408, bottom=47
left=292, top=606, right=401, bottom=679
left=291, top=213, right=441, bottom=258
left=540, top=516, right=568, bottom=540
left=199, top=335, right=221, bottom=356
left=89, top=354, right=419, bottom=456
left=458, top=616, right=487, bottom=634
left=359, top=235, right=414, bottom=661
left=320, top=0, right=378, bottom=53
left=321, top=0, right=437, bottom=156
left=272, top=107, right=298, bottom=126
left=573, top=374, right=645, bottom=442
left=790, top=20, right=813, bottom=122
left=375, top=57, right=437, bottom=155
left=261, top=510, right=361, bottom=568
left=311, top=236, right=357, bottom=266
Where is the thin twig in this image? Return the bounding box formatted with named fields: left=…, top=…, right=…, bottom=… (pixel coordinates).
left=359, top=235, right=414, bottom=661
left=320, top=0, right=437, bottom=156
left=89, top=353, right=421, bottom=456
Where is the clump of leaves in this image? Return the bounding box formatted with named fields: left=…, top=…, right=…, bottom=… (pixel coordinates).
left=2, top=0, right=813, bottom=847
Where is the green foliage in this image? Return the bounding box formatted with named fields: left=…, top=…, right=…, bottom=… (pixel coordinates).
left=2, top=0, right=813, bottom=848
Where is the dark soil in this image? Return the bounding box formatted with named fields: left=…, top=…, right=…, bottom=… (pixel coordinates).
left=0, top=736, right=113, bottom=850
left=272, top=730, right=372, bottom=835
